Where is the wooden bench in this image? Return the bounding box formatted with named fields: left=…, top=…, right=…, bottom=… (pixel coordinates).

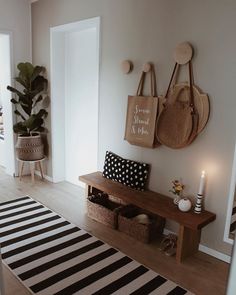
left=79, top=171, right=216, bottom=263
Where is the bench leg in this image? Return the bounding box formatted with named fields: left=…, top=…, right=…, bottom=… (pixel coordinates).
left=176, top=225, right=201, bottom=263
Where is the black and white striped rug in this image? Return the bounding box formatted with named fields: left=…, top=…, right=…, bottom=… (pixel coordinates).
left=0, top=196, right=193, bottom=295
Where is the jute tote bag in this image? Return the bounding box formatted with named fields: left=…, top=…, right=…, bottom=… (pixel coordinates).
left=156, top=62, right=199, bottom=148
left=125, top=66, right=159, bottom=148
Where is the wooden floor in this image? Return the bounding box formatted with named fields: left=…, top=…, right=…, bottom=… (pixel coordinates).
left=0, top=168, right=230, bottom=295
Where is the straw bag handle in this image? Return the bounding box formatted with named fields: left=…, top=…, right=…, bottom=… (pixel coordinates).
left=165, top=61, right=195, bottom=110
left=188, top=61, right=194, bottom=110
left=136, top=65, right=158, bottom=97
left=136, top=71, right=145, bottom=96
left=151, top=66, right=158, bottom=97
left=165, top=62, right=179, bottom=99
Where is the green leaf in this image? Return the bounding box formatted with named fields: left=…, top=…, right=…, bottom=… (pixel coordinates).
left=7, top=86, right=25, bottom=98
left=36, top=126, right=46, bottom=132
left=29, top=118, right=44, bottom=132
left=11, top=98, right=19, bottom=104
left=31, top=66, right=45, bottom=82
left=23, top=115, right=44, bottom=132
left=35, top=109, right=48, bottom=118
left=31, top=76, right=48, bottom=94
left=33, top=95, right=43, bottom=108
left=18, top=97, right=32, bottom=116
left=33, top=126, right=45, bottom=132
left=17, top=62, right=34, bottom=81
left=15, top=77, right=28, bottom=89
left=13, top=122, right=28, bottom=134
left=14, top=110, right=26, bottom=121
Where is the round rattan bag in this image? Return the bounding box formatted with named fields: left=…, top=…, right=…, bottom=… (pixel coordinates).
left=156, top=86, right=198, bottom=149
left=169, top=83, right=209, bottom=134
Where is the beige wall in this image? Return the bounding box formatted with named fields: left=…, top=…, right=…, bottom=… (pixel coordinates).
left=32, top=0, right=236, bottom=256
left=0, top=0, right=31, bottom=73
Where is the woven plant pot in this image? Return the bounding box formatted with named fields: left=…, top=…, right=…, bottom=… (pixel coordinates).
left=16, top=133, right=44, bottom=161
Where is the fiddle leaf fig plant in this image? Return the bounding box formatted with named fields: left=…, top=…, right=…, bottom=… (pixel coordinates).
left=7, top=62, right=48, bottom=136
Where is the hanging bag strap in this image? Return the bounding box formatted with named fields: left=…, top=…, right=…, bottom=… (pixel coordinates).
left=164, top=61, right=195, bottom=110
left=136, top=65, right=158, bottom=97
left=188, top=60, right=195, bottom=111
left=136, top=71, right=145, bottom=96
left=151, top=66, right=158, bottom=97
left=171, top=61, right=195, bottom=107
left=165, top=62, right=179, bottom=99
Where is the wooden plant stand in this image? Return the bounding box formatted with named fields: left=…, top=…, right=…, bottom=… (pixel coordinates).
left=18, top=158, right=45, bottom=183
left=79, top=172, right=216, bottom=263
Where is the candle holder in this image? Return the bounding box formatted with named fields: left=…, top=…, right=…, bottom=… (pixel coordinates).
left=194, top=193, right=203, bottom=214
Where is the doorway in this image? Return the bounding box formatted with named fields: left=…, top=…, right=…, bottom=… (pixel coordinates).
left=0, top=32, right=15, bottom=176
left=51, top=18, right=100, bottom=186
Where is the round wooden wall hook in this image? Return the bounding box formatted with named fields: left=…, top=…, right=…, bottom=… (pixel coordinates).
left=121, top=60, right=133, bottom=74
left=142, top=63, right=152, bottom=73
left=173, top=42, right=193, bottom=65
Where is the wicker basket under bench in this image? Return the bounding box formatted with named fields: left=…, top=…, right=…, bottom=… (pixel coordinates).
left=87, top=194, right=165, bottom=243
left=87, top=194, right=121, bottom=229
left=118, top=205, right=165, bottom=243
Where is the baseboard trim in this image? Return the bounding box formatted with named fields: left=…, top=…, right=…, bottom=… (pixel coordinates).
left=164, top=229, right=231, bottom=263
left=34, top=171, right=53, bottom=182
left=198, top=244, right=231, bottom=263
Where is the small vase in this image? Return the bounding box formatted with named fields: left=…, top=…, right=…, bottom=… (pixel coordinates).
left=173, top=195, right=181, bottom=205
left=178, top=197, right=192, bottom=212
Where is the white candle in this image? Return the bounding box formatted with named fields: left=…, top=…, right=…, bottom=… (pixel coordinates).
left=198, top=170, right=206, bottom=195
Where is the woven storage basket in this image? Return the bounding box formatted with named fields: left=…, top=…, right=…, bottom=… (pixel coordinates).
left=87, top=196, right=122, bottom=229
left=118, top=205, right=165, bottom=243
left=108, top=195, right=128, bottom=206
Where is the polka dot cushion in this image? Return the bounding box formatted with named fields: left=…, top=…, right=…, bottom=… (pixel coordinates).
left=102, top=151, right=150, bottom=191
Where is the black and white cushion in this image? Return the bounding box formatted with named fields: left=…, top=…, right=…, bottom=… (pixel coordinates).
left=103, top=151, right=150, bottom=191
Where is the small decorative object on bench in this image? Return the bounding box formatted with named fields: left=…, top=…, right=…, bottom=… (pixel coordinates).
left=118, top=205, right=165, bottom=243
left=103, top=151, right=150, bottom=191
left=87, top=193, right=122, bottom=229
left=194, top=171, right=206, bottom=214
left=178, top=198, right=192, bottom=212
left=169, top=179, right=185, bottom=205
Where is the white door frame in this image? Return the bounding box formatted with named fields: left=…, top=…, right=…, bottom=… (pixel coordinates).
left=50, top=17, right=100, bottom=183
left=0, top=30, right=16, bottom=176
left=224, top=141, right=236, bottom=245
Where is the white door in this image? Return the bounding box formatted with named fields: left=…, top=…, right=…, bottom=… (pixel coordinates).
left=65, top=28, right=99, bottom=186
left=51, top=18, right=100, bottom=185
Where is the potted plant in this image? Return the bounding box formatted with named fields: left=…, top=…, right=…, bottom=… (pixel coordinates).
left=7, top=62, right=48, bottom=161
